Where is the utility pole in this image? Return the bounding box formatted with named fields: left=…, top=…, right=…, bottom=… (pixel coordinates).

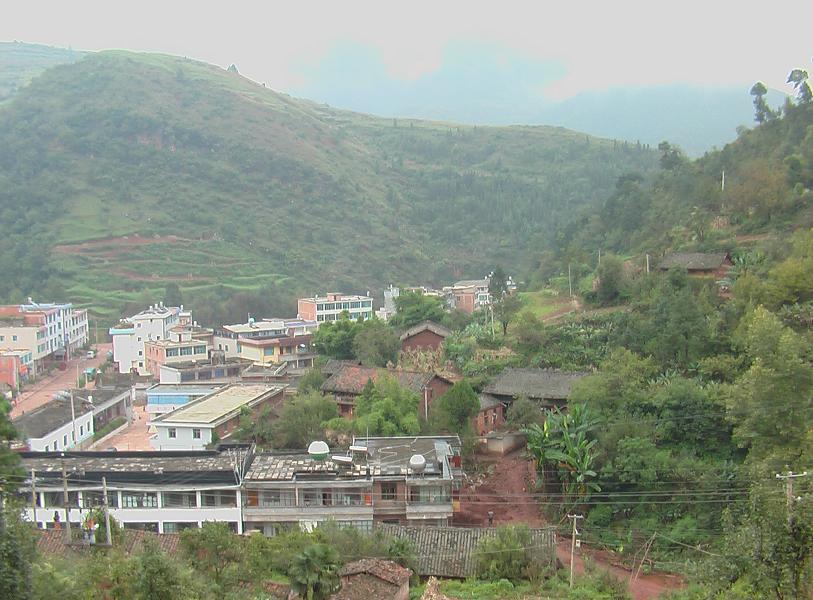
left=568, top=264, right=573, bottom=298
left=645, top=254, right=650, bottom=275
left=721, top=170, right=725, bottom=192
left=30, top=469, right=38, bottom=526
left=61, top=458, right=72, bottom=543
left=102, top=477, right=112, bottom=546
left=776, top=471, right=809, bottom=526
left=567, top=513, right=584, bottom=588
left=597, top=249, right=601, bottom=267
left=69, top=389, right=78, bottom=448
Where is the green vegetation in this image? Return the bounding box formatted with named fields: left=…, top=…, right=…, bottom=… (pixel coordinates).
left=0, top=49, right=656, bottom=322
left=91, top=416, right=126, bottom=441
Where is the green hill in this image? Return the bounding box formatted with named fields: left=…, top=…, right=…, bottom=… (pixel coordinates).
left=0, top=41, right=82, bottom=103
left=0, top=49, right=657, bottom=322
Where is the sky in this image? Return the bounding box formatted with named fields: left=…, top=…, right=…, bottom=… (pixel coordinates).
left=4, top=0, right=810, bottom=99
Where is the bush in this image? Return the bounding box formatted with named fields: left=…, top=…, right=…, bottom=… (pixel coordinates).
left=474, top=525, right=552, bottom=583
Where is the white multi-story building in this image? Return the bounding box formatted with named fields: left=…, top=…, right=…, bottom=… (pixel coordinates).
left=19, top=301, right=90, bottom=357
left=297, top=294, right=374, bottom=324
left=21, top=448, right=251, bottom=534
left=213, top=318, right=317, bottom=359
left=109, top=303, right=183, bottom=375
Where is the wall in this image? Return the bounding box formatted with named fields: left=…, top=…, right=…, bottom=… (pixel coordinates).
left=401, top=330, right=445, bottom=353
left=475, top=404, right=505, bottom=436
left=29, top=411, right=94, bottom=452
left=151, top=423, right=212, bottom=450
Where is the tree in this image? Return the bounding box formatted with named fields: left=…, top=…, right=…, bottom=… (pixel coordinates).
left=298, top=363, right=326, bottom=394
left=288, top=543, right=341, bottom=600
left=352, top=319, right=400, bottom=367
left=787, top=68, right=812, bottom=104
left=493, top=293, right=523, bottom=335
left=430, top=380, right=479, bottom=434
left=595, top=254, right=625, bottom=305
left=163, top=282, right=183, bottom=307
left=505, top=396, right=544, bottom=429
left=0, top=504, right=35, bottom=600
left=270, top=392, right=339, bottom=449
left=474, top=525, right=551, bottom=583
left=750, top=81, right=775, bottom=123
left=180, top=522, right=243, bottom=594
left=489, top=265, right=508, bottom=297
left=135, top=538, right=187, bottom=600
left=658, top=141, right=684, bottom=170
left=388, top=291, right=446, bottom=329
left=312, top=316, right=360, bottom=360
left=348, top=376, right=421, bottom=436
left=0, top=395, right=22, bottom=490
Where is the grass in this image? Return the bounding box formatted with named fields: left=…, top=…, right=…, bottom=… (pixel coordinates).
left=92, top=416, right=127, bottom=441
left=518, top=291, right=572, bottom=319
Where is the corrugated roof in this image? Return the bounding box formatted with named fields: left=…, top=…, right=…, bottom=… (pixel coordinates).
left=483, top=368, right=588, bottom=401
left=377, top=524, right=556, bottom=578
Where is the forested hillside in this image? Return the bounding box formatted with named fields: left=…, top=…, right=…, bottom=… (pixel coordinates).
left=0, top=49, right=656, bottom=323
left=0, top=42, right=80, bottom=102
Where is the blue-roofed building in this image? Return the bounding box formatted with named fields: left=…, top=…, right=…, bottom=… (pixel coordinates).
left=145, top=383, right=224, bottom=417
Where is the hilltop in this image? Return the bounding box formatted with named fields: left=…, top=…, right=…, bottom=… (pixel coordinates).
left=0, top=49, right=657, bottom=322
left=0, top=41, right=81, bottom=102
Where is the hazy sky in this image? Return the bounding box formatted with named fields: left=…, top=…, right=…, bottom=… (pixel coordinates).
left=4, top=0, right=811, bottom=100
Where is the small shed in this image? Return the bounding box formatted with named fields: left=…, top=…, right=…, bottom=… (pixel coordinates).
left=331, top=559, right=411, bottom=600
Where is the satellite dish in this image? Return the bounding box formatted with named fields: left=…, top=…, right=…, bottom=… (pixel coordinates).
left=409, top=454, right=426, bottom=474
left=308, top=440, right=330, bottom=460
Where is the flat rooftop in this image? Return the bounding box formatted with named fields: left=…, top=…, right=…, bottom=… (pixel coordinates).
left=146, top=384, right=224, bottom=395
left=21, top=450, right=240, bottom=475
left=153, top=384, right=284, bottom=426
left=13, top=398, right=93, bottom=439
left=245, top=453, right=376, bottom=481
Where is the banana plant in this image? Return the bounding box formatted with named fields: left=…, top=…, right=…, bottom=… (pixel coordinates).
left=525, top=404, right=601, bottom=506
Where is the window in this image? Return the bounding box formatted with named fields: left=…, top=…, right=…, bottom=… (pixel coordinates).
left=44, top=445, right=49, bottom=452
left=138, top=350, right=143, bottom=356
left=79, top=425, right=83, bottom=436
left=166, top=348, right=179, bottom=357
left=192, top=428, right=201, bottom=439
left=381, top=482, right=397, bottom=501
left=63, top=434, right=68, bottom=447
left=264, top=347, right=275, bottom=356
left=121, top=492, right=158, bottom=508
left=0, top=336, right=3, bottom=341
left=180, top=347, right=193, bottom=356
left=168, top=428, right=177, bottom=439
left=12, top=335, right=17, bottom=342
left=260, top=489, right=296, bottom=507
left=163, top=522, right=198, bottom=533
left=163, top=492, right=197, bottom=508
left=203, top=490, right=237, bottom=507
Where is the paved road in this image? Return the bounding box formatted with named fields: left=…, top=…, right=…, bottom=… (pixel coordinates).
left=103, top=404, right=153, bottom=451
left=11, top=343, right=112, bottom=419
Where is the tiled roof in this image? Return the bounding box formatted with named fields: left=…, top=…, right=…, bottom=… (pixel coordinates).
left=322, top=359, right=363, bottom=377
left=658, top=252, right=731, bottom=271
left=399, top=321, right=452, bottom=342
left=321, top=366, right=434, bottom=396
left=13, top=398, right=93, bottom=439
left=377, top=524, right=556, bottom=578
left=483, top=368, right=588, bottom=401
left=340, top=558, right=411, bottom=585
left=244, top=452, right=377, bottom=481
left=37, top=528, right=180, bottom=556
left=478, top=394, right=502, bottom=411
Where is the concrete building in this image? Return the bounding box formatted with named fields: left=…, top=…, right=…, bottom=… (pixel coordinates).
left=20, top=447, right=252, bottom=533
left=443, top=279, right=491, bottom=314
left=144, top=327, right=213, bottom=377
left=145, top=383, right=223, bottom=417
left=109, top=304, right=184, bottom=375
left=74, top=386, right=135, bottom=432
left=149, top=384, right=286, bottom=450
left=158, top=357, right=251, bottom=384
left=214, top=318, right=317, bottom=370
left=297, top=294, right=374, bottom=324
left=242, top=435, right=462, bottom=535
left=0, top=349, right=34, bottom=391
left=13, top=397, right=95, bottom=452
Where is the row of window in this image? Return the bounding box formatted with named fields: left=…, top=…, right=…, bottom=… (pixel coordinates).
left=42, top=424, right=91, bottom=452
left=315, top=300, right=373, bottom=311
left=316, top=311, right=372, bottom=322
left=165, top=345, right=207, bottom=357
left=167, top=427, right=203, bottom=439
left=37, top=489, right=238, bottom=509
left=244, top=486, right=451, bottom=506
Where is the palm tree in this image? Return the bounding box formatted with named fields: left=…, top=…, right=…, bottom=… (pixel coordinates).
left=288, top=543, right=341, bottom=600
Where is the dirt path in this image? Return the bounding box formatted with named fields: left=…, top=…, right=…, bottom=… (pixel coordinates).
left=11, top=343, right=112, bottom=419
left=103, top=404, right=152, bottom=451
left=455, top=450, right=683, bottom=599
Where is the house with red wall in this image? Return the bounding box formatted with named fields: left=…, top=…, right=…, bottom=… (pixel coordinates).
left=399, top=321, right=452, bottom=353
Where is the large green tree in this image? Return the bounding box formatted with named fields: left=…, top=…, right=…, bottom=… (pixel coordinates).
left=289, top=543, right=341, bottom=600
left=270, top=392, right=340, bottom=449
left=352, top=319, right=400, bottom=367
left=431, top=380, right=479, bottom=434
left=388, top=291, right=446, bottom=329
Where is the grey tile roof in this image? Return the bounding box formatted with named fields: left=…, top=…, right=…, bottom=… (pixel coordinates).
left=377, top=524, right=556, bottom=578
left=399, top=321, right=452, bottom=342
left=483, top=368, right=588, bottom=401
left=244, top=453, right=377, bottom=481
left=658, top=252, right=731, bottom=271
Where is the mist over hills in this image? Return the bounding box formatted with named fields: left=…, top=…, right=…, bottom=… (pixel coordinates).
left=0, top=45, right=657, bottom=320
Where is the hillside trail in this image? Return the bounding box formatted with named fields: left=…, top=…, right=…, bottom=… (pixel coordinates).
left=454, top=449, right=683, bottom=600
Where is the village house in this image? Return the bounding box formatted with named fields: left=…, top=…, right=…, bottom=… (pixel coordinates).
left=109, top=304, right=186, bottom=375
left=242, top=436, right=462, bottom=536
left=149, top=384, right=286, bottom=450
left=214, top=318, right=317, bottom=371
left=13, top=396, right=95, bottom=452
left=333, top=559, right=412, bottom=600
left=19, top=446, right=252, bottom=533
left=73, top=385, right=134, bottom=432
left=321, top=364, right=453, bottom=418
left=657, top=252, right=733, bottom=277
left=158, top=355, right=251, bottom=384
left=479, top=368, right=589, bottom=431
left=399, top=321, right=452, bottom=353
left=442, top=279, right=491, bottom=314
left=143, top=324, right=213, bottom=377
left=297, top=293, right=374, bottom=323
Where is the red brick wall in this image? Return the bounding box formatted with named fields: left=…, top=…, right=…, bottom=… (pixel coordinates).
left=297, top=299, right=316, bottom=321
left=475, top=404, right=505, bottom=435
left=216, top=389, right=285, bottom=438
left=420, top=376, right=453, bottom=418
left=401, top=329, right=445, bottom=353
left=0, top=356, right=19, bottom=388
